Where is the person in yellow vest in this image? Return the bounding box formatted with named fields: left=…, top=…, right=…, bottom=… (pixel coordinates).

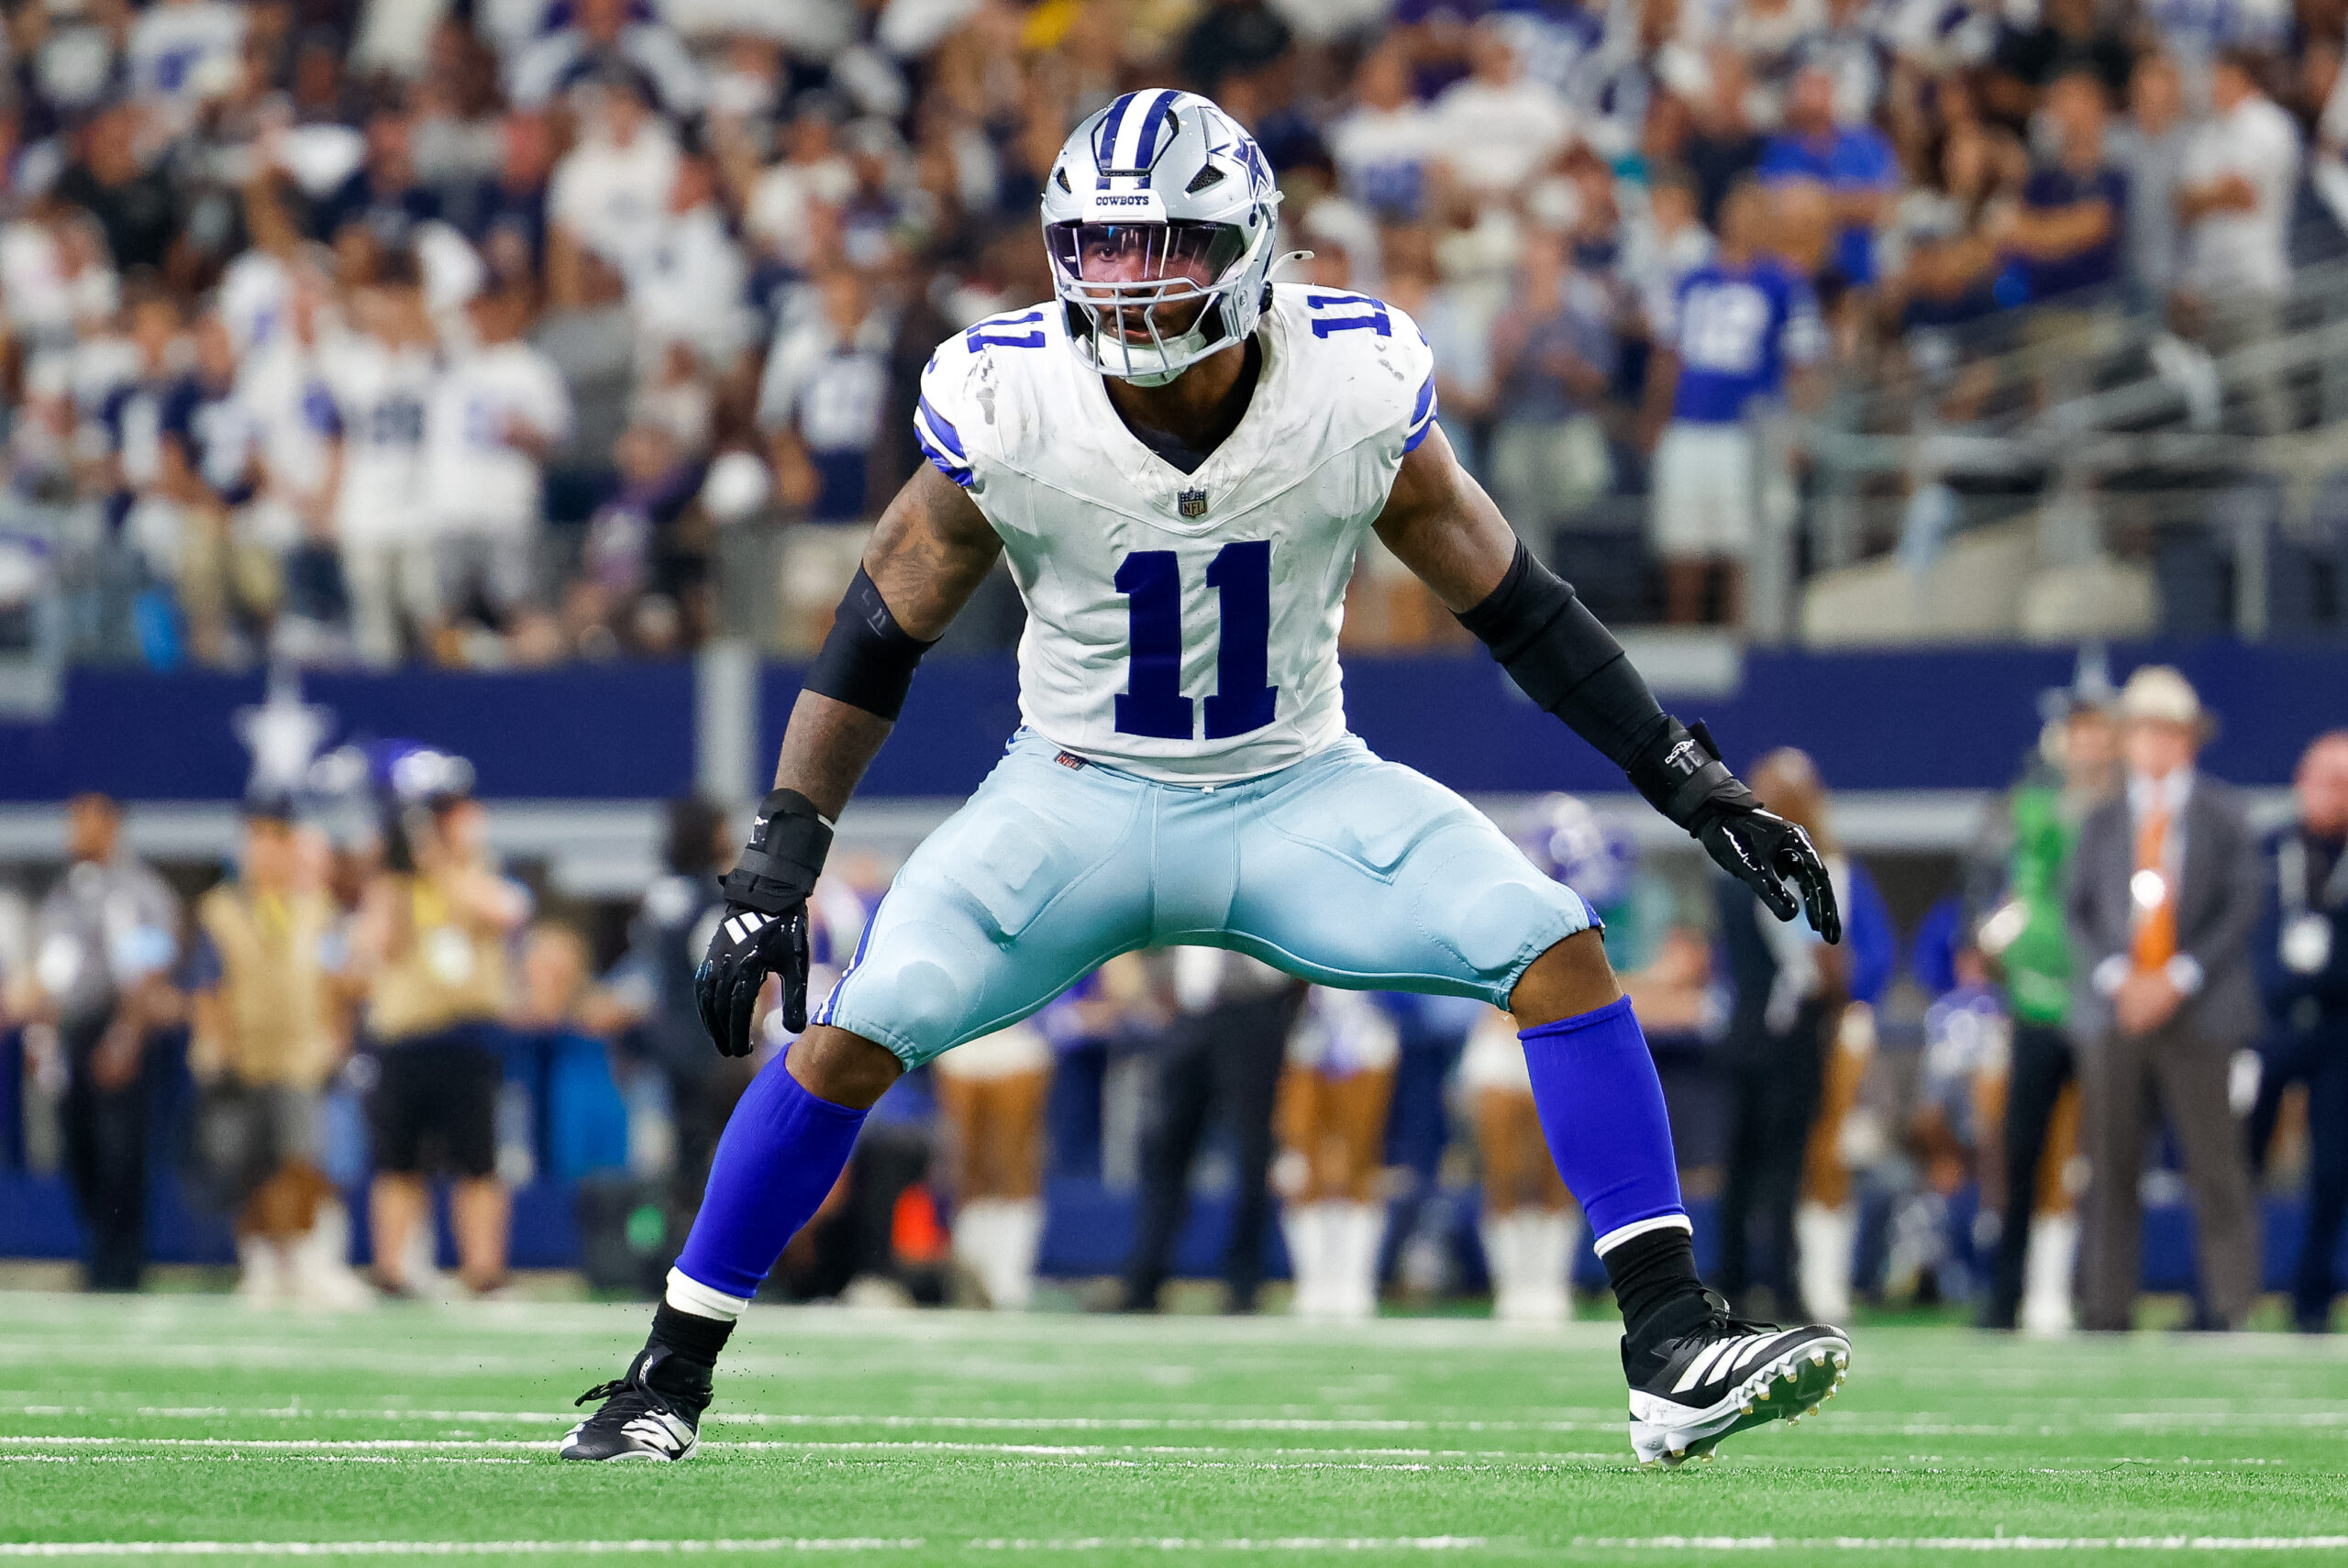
left=186, top=798, right=367, bottom=1308
left=350, top=753, right=530, bottom=1297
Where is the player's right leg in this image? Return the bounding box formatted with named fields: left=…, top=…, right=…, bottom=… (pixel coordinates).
left=562, top=734, right=1153, bottom=1461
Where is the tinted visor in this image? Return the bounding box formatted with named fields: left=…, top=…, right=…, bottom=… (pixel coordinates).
left=1047, top=221, right=1249, bottom=290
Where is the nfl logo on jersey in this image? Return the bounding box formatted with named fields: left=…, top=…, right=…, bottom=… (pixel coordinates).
left=1179, top=488, right=1209, bottom=518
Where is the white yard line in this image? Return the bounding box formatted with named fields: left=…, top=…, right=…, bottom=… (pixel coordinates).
left=10, top=1540, right=2348, bottom=1559
left=0, top=1540, right=1494, bottom=1558
left=1567, top=1540, right=2348, bottom=1552
left=0, top=1434, right=1623, bottom=1463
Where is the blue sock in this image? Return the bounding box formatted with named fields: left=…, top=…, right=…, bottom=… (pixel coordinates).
left=1520, top=996, right=1688, bottom=1249
left=674, top=1053, right=869, bottom=1300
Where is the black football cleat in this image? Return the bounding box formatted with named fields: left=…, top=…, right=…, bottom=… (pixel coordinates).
left=559, top=1345, right=709, bottom=1462
left=1624, top=1293, right=1850, bottom=1467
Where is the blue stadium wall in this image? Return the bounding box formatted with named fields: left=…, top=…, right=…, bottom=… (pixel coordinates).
left=1, top=640, right=2342, bottom=800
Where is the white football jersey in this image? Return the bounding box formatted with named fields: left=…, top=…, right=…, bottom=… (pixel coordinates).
left=323, top=336, right=436, bottom=546
left=913, top=283, right=1437, bottom=785
left=425, top=341, right=572, bottom=533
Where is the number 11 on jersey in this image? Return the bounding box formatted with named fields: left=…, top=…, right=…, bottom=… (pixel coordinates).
left=1113, top=541, right=1276, bottom=741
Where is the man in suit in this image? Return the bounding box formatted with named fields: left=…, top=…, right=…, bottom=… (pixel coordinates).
left=2067, top=667, right=2264, bottom=1331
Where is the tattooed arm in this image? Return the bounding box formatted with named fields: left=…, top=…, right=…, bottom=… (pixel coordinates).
left=770, top=461, right=1002, bottom=819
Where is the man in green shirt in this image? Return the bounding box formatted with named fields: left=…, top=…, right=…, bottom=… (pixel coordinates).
left=1979, top=693, right=2116, bottom=1331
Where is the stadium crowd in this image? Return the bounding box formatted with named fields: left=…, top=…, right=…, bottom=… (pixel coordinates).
left=6, top=0, right=2348, bottom=660
left=4, top=672, right=2345, bottom=1334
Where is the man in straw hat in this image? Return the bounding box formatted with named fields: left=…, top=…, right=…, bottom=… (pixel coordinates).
left=2066, top=667, right=2262, bottom=1331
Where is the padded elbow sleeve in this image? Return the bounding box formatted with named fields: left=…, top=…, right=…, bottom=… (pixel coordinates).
left=1454, top=542, right=1670, bottom=770
left=803, top=567, right=937, bottom=721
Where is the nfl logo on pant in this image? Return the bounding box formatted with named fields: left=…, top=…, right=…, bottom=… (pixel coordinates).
left=1179, top=488, right=1209, bottom=518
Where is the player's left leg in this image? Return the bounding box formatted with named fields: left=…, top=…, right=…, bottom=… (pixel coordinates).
left=564, top=734, right=1155, bottom=1460
left=1224, top=739, right=1846, bottom=1464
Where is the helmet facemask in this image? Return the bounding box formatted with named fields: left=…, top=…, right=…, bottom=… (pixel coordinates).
left=1048, top=218, right=1263, bottom=387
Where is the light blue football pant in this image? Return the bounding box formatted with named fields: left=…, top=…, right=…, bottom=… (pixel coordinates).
left=820, top=731, right=1594, bottom=1069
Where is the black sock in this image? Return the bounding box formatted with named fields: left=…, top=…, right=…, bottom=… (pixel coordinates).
left=648, top=1301, right=735, bottom=1368
left=1602, top=1226, right=1707, bottom=1347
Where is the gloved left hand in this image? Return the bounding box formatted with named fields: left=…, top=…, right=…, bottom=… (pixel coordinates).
left=1627, top=719, right=1841, bottom=943
left=692, top=790, right=834, bottom=1055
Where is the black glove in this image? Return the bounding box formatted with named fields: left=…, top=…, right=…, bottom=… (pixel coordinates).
left=1627, top=718, right=1842, bottom=943
left=693, top=789, right=835, bottom=1056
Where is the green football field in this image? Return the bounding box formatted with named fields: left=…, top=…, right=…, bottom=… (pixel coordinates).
left=4, top=1291, right=2346, bottom=1564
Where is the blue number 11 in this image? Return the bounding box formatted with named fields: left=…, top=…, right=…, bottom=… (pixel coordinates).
left=1113, top=542, right=1276, bottom=741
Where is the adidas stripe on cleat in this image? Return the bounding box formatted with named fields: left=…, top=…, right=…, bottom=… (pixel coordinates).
left=1624, top=1294, right=1851, bottom=1467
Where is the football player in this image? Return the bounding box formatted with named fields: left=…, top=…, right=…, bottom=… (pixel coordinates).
left=565, top=91, right=1848, bottom=1469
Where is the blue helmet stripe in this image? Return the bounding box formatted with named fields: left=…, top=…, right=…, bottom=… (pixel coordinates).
left=1129, top=89, right=1179, bottom=176
left=1092, top=92, right=1137, bottom=171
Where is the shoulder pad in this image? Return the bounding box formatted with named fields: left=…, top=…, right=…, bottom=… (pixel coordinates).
left=914, top=304, right=1058, bottom=490
left=1272, top=285, right=1439, bottom=455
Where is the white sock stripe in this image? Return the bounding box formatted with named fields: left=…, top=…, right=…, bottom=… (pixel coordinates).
left=1591, top=1214, right=1693, bottom=1255
left=664, top=1268, right=749, bottom=1324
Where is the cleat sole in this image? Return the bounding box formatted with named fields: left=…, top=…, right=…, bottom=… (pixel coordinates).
left=1630, top=1330, right=1852, bottom=1468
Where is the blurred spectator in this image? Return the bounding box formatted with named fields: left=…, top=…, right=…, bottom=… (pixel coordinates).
left=450, top=111, right=555, bottom=290
left=350, top=756, right=529, bottom=1296
left=1487, top=227, right=1616, bottom=540
left=1877, top=119, right=2010, bottom=348
left=185, top=800, right=365, bottom=1308
left=508, top=0, right=708, bottom=118
left=1978, top=691, right=2117, bottom=1333
left=1180, top=0, right=1295, bottom=102
left=235, top=250, right=347, bottom=657
left=1119, top=952, right=1303, bottom=1314
left=127, top=0, right=247, bottom=127
left=602, top=797, right=742, bottom=1203
left=548, top=73, right=680, bottom=290
left=626, top=146, right=751, bottom=371
left=311, top=105, right=441, bottom=252
left=1999, top=71, right=2126, bottom=313
left=425, top=284, right=572, bottom=659
left=2113, top=54, right=2189, bottom=304
left=1711, top=749, right=1890, bottom=1321
left=1329, top=42, right=1435, bottom=222
left=323, top=247, right=437, bottom=667
left=31, top=795, right=181, bottom=1292
left=56, top=104, right=180, bottom=277
left=1277, top=987, right=1399, bottom=1322
left=1984, top=0, right=2134, bottom=126
left=1683, top=50, right=1768, bottom=226
left=1428, top=18, right=1577, bottom=201
left=533, top=248, right=637, bottom=502
left=2248, top=732, right=2348, bottom=1332
left=2067, top=667, right=2261, bottom=1331
left=1643, top=179, right=1823, bottom=624
left=2176, top=49, right=2300, bottom=429
left=1627, top=163, right=1716, bottom=344
left=758, top=267, right=895, bottom=524
left=1758, top=64, right=1899, bottom=292
left=936, top=1021, right=1053, bottom=1309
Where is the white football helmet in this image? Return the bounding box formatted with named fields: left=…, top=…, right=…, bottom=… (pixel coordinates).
left=1040, top=89, right=1283, bottom=387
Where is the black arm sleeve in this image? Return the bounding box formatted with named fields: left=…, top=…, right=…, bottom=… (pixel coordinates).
left=1454, top=541, right=1671, bottom=771
left=803, top=566, right=939, bottom=722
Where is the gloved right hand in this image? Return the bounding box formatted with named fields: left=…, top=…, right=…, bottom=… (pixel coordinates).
left=693, top=789, right=835, bottom=1056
